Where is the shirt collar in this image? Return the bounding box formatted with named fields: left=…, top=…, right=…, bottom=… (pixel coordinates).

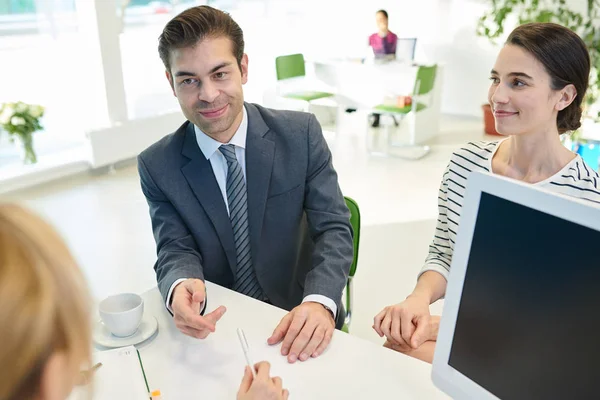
left=194, top=105, right=248, bottom=160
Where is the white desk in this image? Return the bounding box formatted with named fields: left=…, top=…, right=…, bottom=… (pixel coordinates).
left=126, top=282, right=449, bottom=399
left=313, top=59, right=416, bottom=106
left=312, top=59, right=444, bottom=145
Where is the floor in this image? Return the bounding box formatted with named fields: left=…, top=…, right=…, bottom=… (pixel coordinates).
left=1, top=112, right=495, bottom=347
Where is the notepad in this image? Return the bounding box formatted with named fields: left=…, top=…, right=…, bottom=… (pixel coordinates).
left=68, top=346, right=150, bottom=400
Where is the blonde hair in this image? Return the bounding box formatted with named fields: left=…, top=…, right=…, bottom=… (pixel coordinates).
left=0, top=204, right=91, bottom=400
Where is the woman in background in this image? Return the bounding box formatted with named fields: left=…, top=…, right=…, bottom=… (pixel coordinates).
left=368, top=9, right=398, bottom=58
left=368, top=9, right=398, bottom=127
left=0, top=204, right=288, bottom=400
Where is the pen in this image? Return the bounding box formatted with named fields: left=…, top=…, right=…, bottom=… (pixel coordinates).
left=78, top=362, right=102, bottom=385
left=237, top=328, right=256, bottom=378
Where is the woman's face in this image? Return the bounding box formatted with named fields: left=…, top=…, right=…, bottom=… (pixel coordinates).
left=488, top=44, right=567, bottom=137
left=375, top=12, right=388, bottom=32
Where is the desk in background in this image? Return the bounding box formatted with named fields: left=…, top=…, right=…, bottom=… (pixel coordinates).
left=312, top=59, right=444, bottom=145
left=131, top=282, right=449, bottom=399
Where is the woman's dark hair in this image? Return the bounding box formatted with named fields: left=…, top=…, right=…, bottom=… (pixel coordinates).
left=376, top=9, right=388, bottom=19
left=506, top=22, right=590, bottom=133
left=158, top=5, right=244, bottom=72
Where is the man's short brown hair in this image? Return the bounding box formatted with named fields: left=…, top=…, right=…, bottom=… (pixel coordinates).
left=158, top=5, right=245, bottom=72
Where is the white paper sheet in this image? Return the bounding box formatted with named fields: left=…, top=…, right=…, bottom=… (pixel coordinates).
left=67, top=346, right=149, bottom=400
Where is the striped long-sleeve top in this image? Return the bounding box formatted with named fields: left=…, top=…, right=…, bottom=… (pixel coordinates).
left=420, top=140, right=600, bottom=281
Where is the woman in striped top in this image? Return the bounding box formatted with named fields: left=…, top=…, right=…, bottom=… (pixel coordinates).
left=372, top=22, right=600, bottom=363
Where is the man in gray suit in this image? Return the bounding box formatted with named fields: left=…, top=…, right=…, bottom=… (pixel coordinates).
left=138, top=6, right=353, bottom=364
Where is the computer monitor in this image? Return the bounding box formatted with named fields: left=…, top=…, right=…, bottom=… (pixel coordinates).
left=432, top=171, right=600, bottom=400
left=395, top=38, right=417, bottom=63
left=372, top=38, right=417, bottom=63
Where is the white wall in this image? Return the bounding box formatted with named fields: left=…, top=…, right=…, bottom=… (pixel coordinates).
left=406, top=0, right=591, bottom=117
left=428, top=0, right=501, bottom=117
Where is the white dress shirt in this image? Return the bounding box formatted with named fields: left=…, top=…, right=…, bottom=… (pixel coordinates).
left=167, top=106, right=337, bottom=318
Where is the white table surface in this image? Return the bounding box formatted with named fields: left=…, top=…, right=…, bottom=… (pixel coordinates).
left=312, top=59, right=419, bottom=107
left=311, top=59, right=444, bottom=145
left=122, top=282, right=450, bottom=399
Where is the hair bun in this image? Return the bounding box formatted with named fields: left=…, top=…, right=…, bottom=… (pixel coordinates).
left=558, top=104, right=583, bottom=133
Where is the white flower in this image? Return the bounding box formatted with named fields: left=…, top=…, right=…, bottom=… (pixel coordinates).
left=11, top=116, right=26, bottom=126
left=29, top=105, right=44, bottom=119
left=0, top=104, right=14, bottom=122
left=0, top=108, right=12, bottom=125
left=15, top=102, right=27, bottom=113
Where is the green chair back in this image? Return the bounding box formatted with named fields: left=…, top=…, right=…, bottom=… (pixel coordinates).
left=413, top=64, right=437, bottom=96
left=275, top=54, right=306, bottom=81
left=345, top=196, right=360, bottom=278
left=342, top=196, right=360, bottom=333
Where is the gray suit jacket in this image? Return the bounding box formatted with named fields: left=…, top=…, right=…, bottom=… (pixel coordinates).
left=138, top=103, right=353, bottom=325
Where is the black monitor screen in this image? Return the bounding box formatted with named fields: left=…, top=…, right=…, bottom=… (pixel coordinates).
left=448, top=192, right=600, bottom=400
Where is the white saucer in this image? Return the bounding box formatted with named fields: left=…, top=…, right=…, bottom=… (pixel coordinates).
left=93, top=314, right=158, bottom=348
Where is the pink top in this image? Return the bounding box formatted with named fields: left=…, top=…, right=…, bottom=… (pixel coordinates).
left=369, top=31, right=398, bottom=55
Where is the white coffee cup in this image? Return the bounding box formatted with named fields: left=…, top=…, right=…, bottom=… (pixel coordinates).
left=99, top=293, right=144, bottom=337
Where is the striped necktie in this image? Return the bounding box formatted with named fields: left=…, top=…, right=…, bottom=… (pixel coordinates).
left=219, top=144, right=265, bottom=299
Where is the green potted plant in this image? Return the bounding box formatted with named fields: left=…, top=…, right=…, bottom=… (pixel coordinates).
left=0, top=101, right=45, bottom=164
left=476, top=0, right=600, bottom=135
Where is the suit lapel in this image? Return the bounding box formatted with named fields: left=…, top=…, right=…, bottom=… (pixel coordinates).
left=245, top=104, right=275, bottom=268
left=180, top=122, right=237, bottom=274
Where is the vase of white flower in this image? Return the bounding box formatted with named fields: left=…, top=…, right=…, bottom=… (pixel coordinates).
left=0, top=101, right=45, bottom=164
left=15, top=134, right=37, bottom=164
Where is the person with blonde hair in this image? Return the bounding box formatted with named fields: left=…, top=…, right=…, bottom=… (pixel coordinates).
left=0, top=203, right=288, bottom=400
left=0, top=204, right=92, bottom=400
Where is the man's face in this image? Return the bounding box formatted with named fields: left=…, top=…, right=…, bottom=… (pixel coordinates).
left=167, top=36, right=248, bottom=141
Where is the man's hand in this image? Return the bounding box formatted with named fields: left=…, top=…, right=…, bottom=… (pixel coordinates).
left=267, top=302, right=335, bottom=363
left=237, top=362, right=289, bottom=400
left=171, top=278, right=226, bottom=339
left=373, top=294, right=434, bottom=350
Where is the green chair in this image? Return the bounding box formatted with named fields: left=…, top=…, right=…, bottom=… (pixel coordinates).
left=368, top=64, right=438, bottom=160
left=342, top=196, right=360, bottom=333
left=275, top=54, right=334, bottom=107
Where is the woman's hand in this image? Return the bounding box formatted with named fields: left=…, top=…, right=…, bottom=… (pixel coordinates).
left=373, top=294, right=436, bottom=350
left=237, top=362, right=290, bottom=400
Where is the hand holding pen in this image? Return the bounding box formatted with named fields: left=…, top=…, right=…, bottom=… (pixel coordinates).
left=236, top=328, right=290, bottom=400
